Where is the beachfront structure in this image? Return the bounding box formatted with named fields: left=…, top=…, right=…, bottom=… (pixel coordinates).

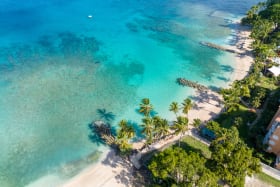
left=264, top=106, right=280, bottom=169
left=268, top=66, right=280, bottom=77
left=267, top=57, right=280, bottom=77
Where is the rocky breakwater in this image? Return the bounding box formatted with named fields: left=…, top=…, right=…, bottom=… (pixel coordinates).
left=200, top=41, right=242, bottom=55
left=176, top=78, right=208, bottom=91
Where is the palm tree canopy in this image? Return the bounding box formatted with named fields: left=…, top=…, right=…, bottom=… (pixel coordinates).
left=115, top=136, right=130, bottom=150
left=172, top=116, right=188, bottom=135
left=152, top=116, right=170, bottom=139
left=117, top=119, right=135, bottom=139
left=141, top=117, right=154, bottom=139
left=181, top=98, right=193, bottom=115
left=156, top=119, right=170, bottom=138
left=126, top=124, right=136, bottom=139
left=142, top=98, right=150, bottom=105
left=139, top=98, right=153, bottom=117
left=169, top=102, right=179, bottom=115
left=118, top=119, right=127, bottom=129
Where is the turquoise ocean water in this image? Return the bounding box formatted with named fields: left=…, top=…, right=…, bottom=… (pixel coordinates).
left=0, top=0, right=259, bottom=186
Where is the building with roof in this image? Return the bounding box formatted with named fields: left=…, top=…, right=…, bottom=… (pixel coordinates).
left=267, top=57, right=280, bottom=76
left=264, top=106, right=280, bottom=169
left=268, top=66, right=280, bottom=77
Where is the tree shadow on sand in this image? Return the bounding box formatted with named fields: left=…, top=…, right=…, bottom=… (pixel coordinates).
left=100, top=149, right=144, bottom=186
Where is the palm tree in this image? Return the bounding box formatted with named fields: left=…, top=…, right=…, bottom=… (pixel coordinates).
left=115, top=136, right=131, bottom=154
left=192, top=118, right=202, bottom=128
left=169, top=102, right=179, bottom=117
left=172, top=116, right=188, bottom=147
left=116, top=120, right=136, bottom=155
left=181, top=98, right=193, bottom=116
left=220, top=87, right=240, bottom=112
left=141, top=117, right=154, bottom=144
left=126, top=124, right=136, bottom=139
left=156, top=118, right=170, bottom=140
left=152, top=116, right=170, bottom=140
left=252, top=19, right=273, bottom=42
left=117, top=119, right=135, bottom=139
left=139, top=98, right=153, bottom=117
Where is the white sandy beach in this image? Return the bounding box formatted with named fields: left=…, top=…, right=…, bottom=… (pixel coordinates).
left=61, top=23, right=254, bottom=187
left=61, top=149, right=135, bottom=187
left=188, top=22, right=253, bottom=124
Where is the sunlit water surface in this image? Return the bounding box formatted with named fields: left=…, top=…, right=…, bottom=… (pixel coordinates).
left=0, top=0, right=259, bottom=186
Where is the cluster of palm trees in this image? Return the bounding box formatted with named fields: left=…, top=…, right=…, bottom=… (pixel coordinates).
left=222, top=0, right=280, bottom=113
left=115, top=119, right=135, bottom=154
left=114, top=98, right=193, bottom=154
left=243, top=0, right=279, bottom=61
left=220, top=79, right=251, bottom=112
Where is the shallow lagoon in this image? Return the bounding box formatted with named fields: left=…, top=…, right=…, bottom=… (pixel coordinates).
left=0, top=0, right=259, bottom=186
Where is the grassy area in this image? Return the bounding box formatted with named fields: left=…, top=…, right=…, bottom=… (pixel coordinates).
left=180, top=136, right=211, bottom=158
left=255, top=172, right=280, bottom=187
left=215, top=104, right=257, bottom=142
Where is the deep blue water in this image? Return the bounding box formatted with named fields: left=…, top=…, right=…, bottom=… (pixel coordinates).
left=0, top=0, right=260, bottom=186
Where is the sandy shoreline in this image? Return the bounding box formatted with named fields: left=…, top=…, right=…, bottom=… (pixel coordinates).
left=60, top=22, right=254, bottom=187
left=61, top=149, right=135, bottom=187
left=188, top=22, right=253, bottom=123
left=227, top=22, right=254, bottom=83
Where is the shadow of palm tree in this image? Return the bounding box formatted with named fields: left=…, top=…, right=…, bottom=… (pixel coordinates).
left=87, top=123, right=105, bottom=146
left=97, top=108, right=116, bottom=122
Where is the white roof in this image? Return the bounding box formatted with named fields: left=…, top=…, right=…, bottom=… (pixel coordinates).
left=268, top=66, right=280, bottom=76
left=272, top=57, right=280, bottom=64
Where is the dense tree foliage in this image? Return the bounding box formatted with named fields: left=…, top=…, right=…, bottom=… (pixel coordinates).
left=210, top=126, right=261, bottom=186
left=223, top=0, right=280, bottom=113
left=220, top=80, right=251, bottom=112
left=148, top=147, right=218, bottom=186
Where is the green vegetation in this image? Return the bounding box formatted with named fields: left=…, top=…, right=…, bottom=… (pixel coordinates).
left=148, top=126, right=261, bottom=186
left=171, top=116, right=188, bottom=147
left=115, top=119, right=136, bottom=155
left=209, top=127, right=261, bottom=186
left=148, top=147, right=218, bottom=187
left=181, top=136, right=211, bottom=158
left=89, top=2, right=280, bottom=186
left=255, top=172, right=280, bottom=187
left=258, top=76, right=278, bottom=90
left=139, top=98, right=153, bottom=117
left=249, top=88, right=280, bottom=164
left=215, top=104, right=256, bottom=142
left=215, top=0, right=280, bottom=166
left=181, top=98, right=193, bottom=115
left=169, top=101, right=179, bottom=117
